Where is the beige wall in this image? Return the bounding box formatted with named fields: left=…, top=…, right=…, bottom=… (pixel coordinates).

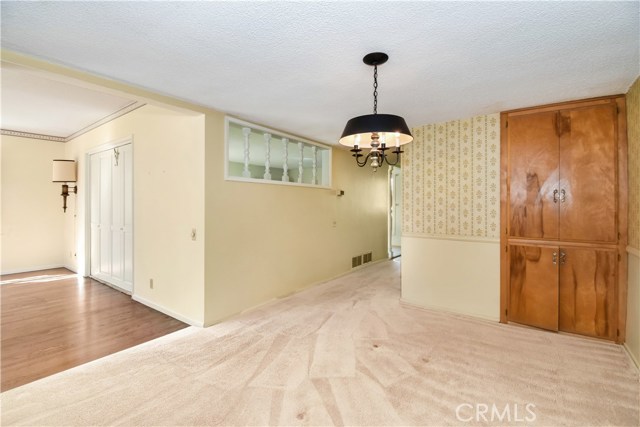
left=63, top=105, right=207, bottom=326
left=3, top=51, right=391, bottom=330
left=401, top=114, right=500, bottom=319
left=626, top=76, right=640, bottom=366
left=1, top=135, right=66, bottom=274
left=204, top=113, right=389, bottom=325
left=403, top=237, right=500, bottom=320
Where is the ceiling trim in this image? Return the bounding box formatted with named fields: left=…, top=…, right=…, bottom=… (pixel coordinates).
left=0, top=129, right=66, bottom=142
left=1, top=101, right=146, bottom=143
left=65, top=101, right=145, bottom=141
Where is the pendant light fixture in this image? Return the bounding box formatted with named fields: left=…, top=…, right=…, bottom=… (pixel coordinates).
left=339, top=52, right=413, bottom=171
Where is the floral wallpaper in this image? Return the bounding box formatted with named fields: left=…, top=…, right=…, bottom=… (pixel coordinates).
left=403, top=114, right=500, bottom=239
left=627, top=77, right=640, bottom=250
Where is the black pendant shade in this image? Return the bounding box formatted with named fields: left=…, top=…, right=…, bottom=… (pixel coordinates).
left=339, top=113, right=413, bottom=148
left=339, top=52, right=413, bottom=169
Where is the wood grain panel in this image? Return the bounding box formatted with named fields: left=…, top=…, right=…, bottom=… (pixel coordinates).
left=615, top=96, right=628, bottom=344
left=559, top=247, right=617, bottom=340
left=501, top=95, right=627, bottom=342
left=505, top=96, right=617, bottom=117
left=500, top=113, right=509, bottom=323
left=559, top=104, right=617, bottom=242
left=508, top=244, right=559, bottom=331
left=508, top=112, right=559, bottom=239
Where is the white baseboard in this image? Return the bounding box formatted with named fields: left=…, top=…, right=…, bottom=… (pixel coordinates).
left=204, top=258, right=392, bottom=327
left=400, top=298, right=501, bottom=323
left=132, top=294, right=204, bottom=327
left=624, top=343, right=640, bottom=370
left=1, top=264, right=66, bottom=276
left=63, top=264, right=78, bottom=274
left=293, top=257, right=388, bottom=293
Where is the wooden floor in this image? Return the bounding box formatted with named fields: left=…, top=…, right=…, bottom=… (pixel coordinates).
left=0, top=268, right=187, bottom=391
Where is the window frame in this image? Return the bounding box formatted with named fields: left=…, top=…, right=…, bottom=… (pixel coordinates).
left=224, top=116, right=333, bottom=189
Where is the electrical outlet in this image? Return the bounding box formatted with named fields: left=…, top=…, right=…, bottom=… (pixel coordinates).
left=150, top=278, right=154, bottom=289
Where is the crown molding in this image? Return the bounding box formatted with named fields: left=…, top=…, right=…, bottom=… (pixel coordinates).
left=1, top=101, right=146, bottom=143
left=65, top=101, right=145, bottom=141
left=0, top=129, right=66, bottom=142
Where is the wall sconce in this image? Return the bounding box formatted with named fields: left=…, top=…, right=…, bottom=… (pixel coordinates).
left=52, top=159, right=77, bottom=212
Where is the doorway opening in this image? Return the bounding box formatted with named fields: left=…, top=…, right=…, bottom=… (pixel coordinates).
left=87, top=139, right=133, bottom=293
left=389, top=166, right=402, bottom=259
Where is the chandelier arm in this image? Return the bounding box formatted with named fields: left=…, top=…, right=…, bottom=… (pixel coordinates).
left=384, top=150, right=402, bottom=166
left=356, top=152, right=372, bottom=167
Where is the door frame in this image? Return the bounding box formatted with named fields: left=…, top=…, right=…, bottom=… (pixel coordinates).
left=84, top=135, right=134, bottom=293
left=388, top=165, right=402, bottom=259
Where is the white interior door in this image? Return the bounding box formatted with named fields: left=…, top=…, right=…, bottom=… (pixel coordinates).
left=90, top=144, right=133, bottom=292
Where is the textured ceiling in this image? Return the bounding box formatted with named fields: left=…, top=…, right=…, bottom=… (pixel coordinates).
left=1, top=1, right=638, bottom=145
left=1, top=62, right=137, bottom=138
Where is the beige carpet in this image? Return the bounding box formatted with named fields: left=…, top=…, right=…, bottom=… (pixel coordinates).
left=1, top=260, right=638, bottom=426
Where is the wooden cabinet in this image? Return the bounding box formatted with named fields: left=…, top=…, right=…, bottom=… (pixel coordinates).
left=559, top=247, right=617, bottom=339
left=508, top=244, right=559, bottom=331
left=500, top=96, right=627, bottom=342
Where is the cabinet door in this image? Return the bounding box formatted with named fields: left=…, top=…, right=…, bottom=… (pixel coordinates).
left=508, top=244, right=559, bottom=331
left=559, top=104, right=617, bottom=242
left=508, top=112, right=559, bottom=239
left=559, top=247, right=616, bottom=339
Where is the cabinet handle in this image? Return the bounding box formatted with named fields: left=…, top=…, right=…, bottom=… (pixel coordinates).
left=553, top=189, right=559, bottom=203
left=552, top=252, right=558, bottom=265
left=560, top=251, right=566, bottom=265
left=560, top=189, right=566, bottom=203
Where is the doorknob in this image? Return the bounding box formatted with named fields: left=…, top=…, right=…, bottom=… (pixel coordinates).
left=560, top=189, right=566, bottom=203
left=559, top=251, right=566, bottom=265
left=552, top=252, right=558, bottom=265
left=553, top=190, right=559, bottom=203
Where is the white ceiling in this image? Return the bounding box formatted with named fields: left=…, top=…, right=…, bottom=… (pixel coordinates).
left=1, top=62, right=139, bottom=139
left=1, top=1, right=638, bottom=145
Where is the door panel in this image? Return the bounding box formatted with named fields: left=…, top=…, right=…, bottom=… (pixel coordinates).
left=559, top=247, right=616, bottom=339
left=123, top=145, right=134, bottom=286
left=99, top=155, right=112, bottom=275
left=89, top=144, right=133, bottom=292
left=90, top=155, right=101, bottom=278
left=111, top=147, right=124, bottom=282
left=559, top=105, right=617, bottom=242
left=509, top=244, right=559, bottom=331
left=508, top=112, right=559, bottom=239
